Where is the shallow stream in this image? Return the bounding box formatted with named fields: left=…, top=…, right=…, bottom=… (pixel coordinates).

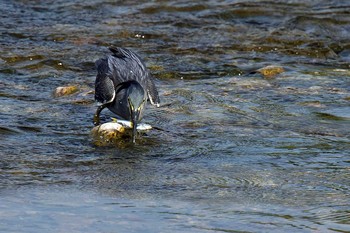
left=1, top=1, right=350, bottom=232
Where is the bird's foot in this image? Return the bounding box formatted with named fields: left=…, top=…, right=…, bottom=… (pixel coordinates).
left=93, top=114, right=100, bottom=126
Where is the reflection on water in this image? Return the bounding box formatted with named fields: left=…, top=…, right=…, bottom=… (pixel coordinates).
left=0, top=0, right=350, bottom=232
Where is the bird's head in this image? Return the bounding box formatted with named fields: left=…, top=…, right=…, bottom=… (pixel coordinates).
left=126, top=81, right=146, bottom=143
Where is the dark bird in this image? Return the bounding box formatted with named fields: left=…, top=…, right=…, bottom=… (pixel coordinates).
left=94, top=47, right=160, bottom=143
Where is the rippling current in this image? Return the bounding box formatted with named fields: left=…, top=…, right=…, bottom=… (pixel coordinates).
left=1, top=0, right=350, bottom=232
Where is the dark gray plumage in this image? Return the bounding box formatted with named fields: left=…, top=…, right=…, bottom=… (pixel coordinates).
left=93, top=47, right=160, bottom=143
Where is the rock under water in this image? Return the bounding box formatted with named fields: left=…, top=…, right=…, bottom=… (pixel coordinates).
left=91, top=121, right=152, bottom=146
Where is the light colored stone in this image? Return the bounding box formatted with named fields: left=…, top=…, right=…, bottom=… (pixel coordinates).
left=91, top=121, right=152, bottom=145
left=54, top=86, right=79, bottom=97
left=257, top=65, right=285, bottom=78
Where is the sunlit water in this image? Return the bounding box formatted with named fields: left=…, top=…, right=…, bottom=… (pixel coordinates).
left=1, top=0, right=350, bottom=232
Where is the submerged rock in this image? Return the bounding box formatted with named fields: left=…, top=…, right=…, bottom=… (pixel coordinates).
left=54, top=85, right=79, bottom=97
left=91, top=120, right=152, bottom=146
left=257, top=65, right=285, bottom=78
left=91, top=122, right=126, bottom=142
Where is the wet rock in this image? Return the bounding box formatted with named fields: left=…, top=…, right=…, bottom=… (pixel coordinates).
left=257, top=65, right=285, bottom=78
left=91, top=122, right=127, bottom=142
left=148, top=64, right=165, bottom=72
left=91, top=121, right=152, bottom=146
left=156, top=71, right=178, bottom=79
left=54, top=86, right=79, bottom=97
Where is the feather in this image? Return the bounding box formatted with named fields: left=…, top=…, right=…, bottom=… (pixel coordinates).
left=95, top=47, right=160, bottom=106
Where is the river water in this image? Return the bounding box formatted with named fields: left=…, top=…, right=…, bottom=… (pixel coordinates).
left=1, top=0, right=350, bottom=232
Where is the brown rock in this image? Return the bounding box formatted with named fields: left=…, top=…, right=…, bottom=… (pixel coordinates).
left=91, top=121, right=152, bottom=146
left=54, top=86, right=79, bottom=97
left=91, top=122, right=129, bottom=146
left=257, top=65, right=285, bottom=78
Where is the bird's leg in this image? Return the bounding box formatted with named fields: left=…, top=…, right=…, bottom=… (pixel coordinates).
left=93, top=104, right=107, bottom=126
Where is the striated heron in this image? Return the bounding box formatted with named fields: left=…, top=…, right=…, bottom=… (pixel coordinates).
left=94, top=47, right=160, bottom=143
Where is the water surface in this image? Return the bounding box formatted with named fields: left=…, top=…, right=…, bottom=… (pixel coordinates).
left=1, top=0, right=350, bottom=232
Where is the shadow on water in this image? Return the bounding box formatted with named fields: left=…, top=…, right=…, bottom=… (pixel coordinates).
left=1, top=0, right=350, bottom=232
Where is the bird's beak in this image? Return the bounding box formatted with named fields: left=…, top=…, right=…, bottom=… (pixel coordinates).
left=131, top=110, right=139, bottom=143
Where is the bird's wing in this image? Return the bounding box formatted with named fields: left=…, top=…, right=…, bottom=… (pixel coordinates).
left=146, top=77, right=160, bottom=107
left=94, top=58, right=116, bottom=104
left=109, top=47, right=146, bottom=72
left=107, top=47, right=160, bottom=106
left=108, top=47, right=149, bottom=83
